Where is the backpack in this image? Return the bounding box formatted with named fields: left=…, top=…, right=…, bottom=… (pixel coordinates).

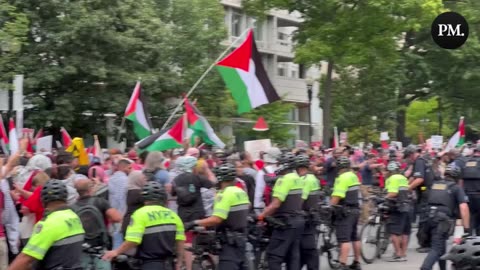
left=262, top=168, right=279, bottom=206
left=174, top=173, right=201, bottom=207
left=71, top=197, right=109, bottom=248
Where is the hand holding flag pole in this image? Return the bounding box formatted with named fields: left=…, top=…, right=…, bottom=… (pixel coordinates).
left=161, top=28, right=252, bottom=130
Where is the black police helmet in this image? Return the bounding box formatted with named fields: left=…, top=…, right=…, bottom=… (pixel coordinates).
left=41, top=180, right=68, bottom=204
left=295, top=154, right=310, bottom=168
left=445, top=164, right=461, bottom=179
left=442, top=237, right=480, bottom=269
left=403, top=144, right=418, bottom=158
left=387, top=161, right=400, bottom=172
left=279, top=152, right=296, bottom=169
left=213, top=163, right=236, bottom=182
left=142, top=181, right=167, bottom=203
left=336, top=156, right=351, bottom=170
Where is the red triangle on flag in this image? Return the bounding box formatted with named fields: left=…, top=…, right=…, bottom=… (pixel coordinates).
left=216, top=30, right=253, bottom=72
left=253, top=116, right=269, bottom=131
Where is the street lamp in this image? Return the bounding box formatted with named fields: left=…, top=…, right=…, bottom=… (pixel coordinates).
left=306, top=78, right=314, bottom=146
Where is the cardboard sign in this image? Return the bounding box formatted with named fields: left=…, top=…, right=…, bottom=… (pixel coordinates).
left=36, top=136, right=52, bottom=153
left=295, top=140, right=308, bottom=149
left=431, top=135, right=443, bottom=149
left=244, top=139, right=272, bottom=160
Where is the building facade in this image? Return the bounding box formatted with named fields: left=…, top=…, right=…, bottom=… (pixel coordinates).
left=220, top=0, right=323, bottom=147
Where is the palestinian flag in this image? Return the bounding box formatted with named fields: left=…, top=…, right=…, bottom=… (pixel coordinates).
left=216, top=29, right=280, bottom=114
left=124, top=81, right=153, bottom=139
left=184, top=99, right=225, bottom=148
left=446, top=116, right=465, bottom=151
left=8, top=118, right=18, bottom=155
left=0, top=116, right=8, bottom=154
left=136, top=117, right=185, bottom=151
left=60, top=127, right=72, bottom=148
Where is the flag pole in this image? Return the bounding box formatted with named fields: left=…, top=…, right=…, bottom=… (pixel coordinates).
left=161, top=28, right=252, bottom=130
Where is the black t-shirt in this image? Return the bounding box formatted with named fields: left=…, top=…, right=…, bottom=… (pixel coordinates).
left=172, top=173, right=214, bottom=222
left=75, top=196, right=111, bottom=218
left=413, top=157, right=434, bottom=189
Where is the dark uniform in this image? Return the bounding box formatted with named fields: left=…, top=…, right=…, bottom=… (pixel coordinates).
left=459, top=155, right=480, bottom=235
left=125, top=205, right=185, bottom=270
left=412, top=156, right=435, bottom=248
left=385, top=174, right=411, bottom=237
left=301, top=173, right=321, bottom=270
left=22, top=208, right=85, bottom=270
left=332, top=171, right=361, bottom=244
left=212, top=185, right=250, bottom=270
left=267, top=172, right=305, bottom=270
left=420, top=179, right=468, bottom=270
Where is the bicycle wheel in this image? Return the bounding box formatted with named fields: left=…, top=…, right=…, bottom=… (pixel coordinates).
left=376, top=223, right=390, bottom=258
left=255, top=249, right=269, bottom=270
left=325, top=228, right=340, bottom=269
left=360, top=223, right=380, bottom=264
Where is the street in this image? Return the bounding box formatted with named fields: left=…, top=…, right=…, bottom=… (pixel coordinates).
left=319, top=227, right=460, bottom=270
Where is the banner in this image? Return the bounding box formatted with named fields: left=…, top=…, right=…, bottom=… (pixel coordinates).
left=244, top=139, right=272, bottom=160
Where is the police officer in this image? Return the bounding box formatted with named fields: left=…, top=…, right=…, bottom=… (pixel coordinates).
left=103, top=182, right=185, bottom=270
left=9, top=180, right=85, bottom=270
left=420, top=164, right=471, bottom=270
left=259, top=152, right=305, bottom=270
left=185, top=163, right=250, bottom=270
left=458, top=144, right=480, bottom=235
left=331, top=156, right=361, bottom=270
left=295, top=154, right=320, bottom=270
left=404, top=144, right=434, bottom=253
left=384, top=161, right=410, bottom=262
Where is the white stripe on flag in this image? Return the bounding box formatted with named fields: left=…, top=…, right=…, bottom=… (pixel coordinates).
left=135, top=100, right=151, bottom=131
left=237, top=59, right=269, bottom=108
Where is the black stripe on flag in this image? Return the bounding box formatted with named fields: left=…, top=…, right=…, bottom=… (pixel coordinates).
left=251, top=34, right=280, bottom=103
left=136, top=128, right=169, bottom=149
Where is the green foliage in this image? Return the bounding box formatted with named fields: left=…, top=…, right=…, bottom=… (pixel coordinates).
left=8, top=0, right=226, bottom=141
left=235, top=100, right=295, bottom=146
left=0, top=1, right=28, bottom=85
left=405, top=98, right=453, bottom=143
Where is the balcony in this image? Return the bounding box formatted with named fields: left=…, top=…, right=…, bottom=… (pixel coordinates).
left=272, top=76, right=308, bottom=103
left=220, top=0, right=242, bottom=8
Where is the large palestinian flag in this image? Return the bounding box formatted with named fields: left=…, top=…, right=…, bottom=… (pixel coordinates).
left=446, top=116, right=465, bottom=151
left=136, top=117, right=184, bottom=151
left=216, top=29, right=280, bottom=114
left=124, top=81, right=153, bottom=139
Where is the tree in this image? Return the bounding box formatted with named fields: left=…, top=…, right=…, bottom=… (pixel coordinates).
left=0, top=1, right=28, bottom=86
left=10, top=0, right=227, bottom=141
left=244, top=0, right=443, bottom=146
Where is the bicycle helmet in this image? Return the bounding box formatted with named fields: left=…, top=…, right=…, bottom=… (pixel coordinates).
left=41, top=180, right=68, bottom=204
left=142, top=181, right=167, bottom=203
left=336, top=156, right=351, bottom=170
left=295, top=154, right=310, bottom=168
left=442, top=237, right=480, bottom=270
left=213, top=163, right=236, bottom=182
left=387, top=161, right=400, bottom=172
left=445, top=164, right=461, bottom=179
left=403, top=144, right=418, bottom=158
left=278, top=152, right=296, bottom=169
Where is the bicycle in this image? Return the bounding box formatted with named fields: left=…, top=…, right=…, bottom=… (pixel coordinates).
left=186, top=227, right=219, bottom=270
left=83, top=243, right=140, bottom=270
left=315, top=204, right=341, bottom=269
left=360, top=196, right=391, bottom=264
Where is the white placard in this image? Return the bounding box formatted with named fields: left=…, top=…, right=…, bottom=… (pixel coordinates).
left=36, top=136, right=52, bottom=153
left=340, top=132, right=348, bottom=144
left=244, top=139, right=272, bottom=160
left=295, top=140, right=308, bottom=149
left=380, top=132, right=389, bottom=141
left=431, top=135, right=443, bottom=149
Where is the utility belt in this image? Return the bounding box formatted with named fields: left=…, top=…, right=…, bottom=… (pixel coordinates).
left=388, top=201, right=411, bottom=213
left=334, top=205, right=360, bottom=219
left=274, top=211, right=305, bottom=221
left=218, top=230, right=247, bottom=247
left=428, top=206, right=455, bottom=236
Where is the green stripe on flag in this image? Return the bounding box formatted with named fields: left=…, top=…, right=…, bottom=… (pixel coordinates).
left=216, top=66, right=252, bottom=113
left=126, top=112, right=151, bottom=139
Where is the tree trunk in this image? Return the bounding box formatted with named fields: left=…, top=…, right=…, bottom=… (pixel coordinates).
left=322, top=60, right=334, bottom=147
left=396, top=105, right=407, bottom=145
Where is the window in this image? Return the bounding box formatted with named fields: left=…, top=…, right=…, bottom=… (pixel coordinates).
left=250, top=18, right=263, bottom=41
left=277, top=63, right=286, bottom=77
left=231, top=12, right=242, bottom=37
left=277, top=32, right=287, bottom=40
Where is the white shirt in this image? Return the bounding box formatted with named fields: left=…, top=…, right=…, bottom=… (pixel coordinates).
left=254, top=164, right=277, bottom=210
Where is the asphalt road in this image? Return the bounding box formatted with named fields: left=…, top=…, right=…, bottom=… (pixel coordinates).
left=319, top=227, right=459, bottom=270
